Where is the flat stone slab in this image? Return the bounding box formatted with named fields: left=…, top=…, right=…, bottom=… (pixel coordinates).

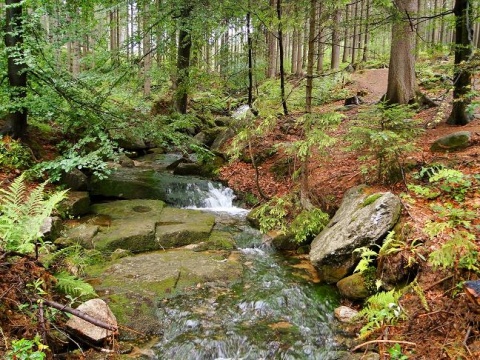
left=87, top=249, right=243, bottom=338
left=62, top=200, right=219, bottom=253
left=156, top=208, right=215, bottom=248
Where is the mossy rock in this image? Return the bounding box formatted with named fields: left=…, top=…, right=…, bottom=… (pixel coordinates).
left=86, top=249, right=243, bottom=339
left=430, top=131, right=471, bottom=152
left=336, top=271, right=375, bottom=300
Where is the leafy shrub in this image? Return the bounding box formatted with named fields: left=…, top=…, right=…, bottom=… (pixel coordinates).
left=0, top=137, right=33, bottom=171
left=5, top=335, right=47, bottom=360
left=346, top=103, right=423, bottom=183
left=290, top=209, right=329, bottom=243
left=31, top=132, right=120, bottom=182
left=0, top=174, right=67, bottom=254
left=256, top=195, right=293, bottom=235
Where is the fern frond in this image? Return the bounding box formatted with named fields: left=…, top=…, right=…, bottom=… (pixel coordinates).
left=0, top=174, right=67, bottom=254
left=54, top=272, right=97, bottom=300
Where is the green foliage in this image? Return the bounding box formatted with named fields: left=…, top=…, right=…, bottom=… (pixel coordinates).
left=31, top=132, right=120, bottom=182
left=346, top=103, right=423, bottom=183
left=353, top=246, right=379, bottom=273
left=388, top=343, right=409, bottom=360
left=428, top=168, right=473, bottom=202
left=279, top=112, right=342, bottom=163
left=407, top=184, right=441, bottom=199
left=43, top=244, right=103, bottom=276
left=357, top=289, right=404, bottom=337
left=5, top=335, right=47, bottom=360
left=429, top=231, right=479, bottom=272
left=0, top=137, right=33, bottom=171
left=290, top=209, right=329, bottom=243
left=430, top=203, right=476, bottom=229
left=0, top=174, right=67, bottom=254
left=256, top=195, right=293, bottom=235
left=54, top=271, right=97, bottom=300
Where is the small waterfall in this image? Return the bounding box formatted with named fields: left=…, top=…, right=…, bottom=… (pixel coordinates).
left=186, top=182, right=249, bottom=215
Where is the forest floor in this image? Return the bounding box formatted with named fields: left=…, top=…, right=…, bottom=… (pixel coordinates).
left=220, top=68, right=480, bottom=359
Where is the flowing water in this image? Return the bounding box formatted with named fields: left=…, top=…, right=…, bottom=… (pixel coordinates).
left=152, top=181, right=340, bottom=359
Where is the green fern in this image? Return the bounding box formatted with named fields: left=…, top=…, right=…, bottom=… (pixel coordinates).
left=54, top=271, right=97, bottom=300
left=0, top=174, right=68, bottom=254
left=357, top=289, right=404, bottom=337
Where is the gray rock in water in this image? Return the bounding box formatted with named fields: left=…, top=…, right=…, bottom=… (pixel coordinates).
left=66, top=298, right=117, bottom=343
left=309, top=186, right=401, bottom=283
left=430, top=131, right=471, bottom=152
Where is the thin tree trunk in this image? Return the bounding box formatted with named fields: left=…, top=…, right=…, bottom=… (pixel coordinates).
left=342, top=3, right=351, bottom=63
left=306, top=0, right=316, bottom=114
left=362, top=0, right=370, bottom=62
left=351, top=1, right=358, bottom=64
left=267, top=0, right=277, bottom=78
left=316, top=1, right=325, bottom=74
left=291, top=28, right=298, bottom=74
left=143, top=1, right=152, bottom=97
left=247, top=1, right=255, bottom=111
left=331, top=8, right=341, bottom=70
left=277, top=0, right=288, bottom=115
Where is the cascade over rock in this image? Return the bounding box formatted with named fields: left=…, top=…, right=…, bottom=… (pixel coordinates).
left=309, top=185, right=401, bottom=283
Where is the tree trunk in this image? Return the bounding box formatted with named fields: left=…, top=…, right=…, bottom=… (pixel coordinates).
left=143, top=1, right=152, bottom=97
left=175, top=4, right=193, bottom=114
left=277, top=0, right=288, bottom=115
left=247, top=1, right=255, bottom=110
left=351, top=1, right=358, bottom=64
left=331, top=8, right=341, bottom=70
left=316, top=1, right=325, bottom=74
left=267, top=0, right=277, bottom=78
left=447, top=0, right=474, bottom=125
left=306, top=0, right=316, bottom=114
left=362, top=0, right=370, bottom=62
left=342, top=3, right=351, bottom=63
left=3, top=0, right=28, bottom=139
left=291, top=28, right=298, bottom=74
left=385, top=0, right=417, bottom=105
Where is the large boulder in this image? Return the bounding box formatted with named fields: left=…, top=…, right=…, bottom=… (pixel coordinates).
left=430, top=131, right=471, bottom=152
left=309, top=186, right=401, bottom=283
left=66, top=299, right=117, bottom=343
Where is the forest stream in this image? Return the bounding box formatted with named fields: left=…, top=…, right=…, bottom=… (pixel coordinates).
left=139, top=180, right=340, bottom=359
